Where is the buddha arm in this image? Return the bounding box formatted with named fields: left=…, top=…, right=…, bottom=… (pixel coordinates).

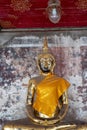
left=62, top=91, right=68, bottom=104
left=58, top=91, right=68, bottom=119
left=26, top=79, right=36, bottom=105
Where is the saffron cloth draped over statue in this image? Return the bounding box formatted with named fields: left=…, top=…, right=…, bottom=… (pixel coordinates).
left=33, top=73, right=70, bottom=117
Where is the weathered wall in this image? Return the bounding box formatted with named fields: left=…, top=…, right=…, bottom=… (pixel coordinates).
left=0, top=30, right=87, bottom=128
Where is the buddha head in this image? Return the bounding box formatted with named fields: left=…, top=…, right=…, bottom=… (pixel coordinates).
left=37, top=37, right=55, bottom=75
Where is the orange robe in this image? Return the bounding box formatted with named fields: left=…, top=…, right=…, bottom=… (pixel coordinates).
left=33, top=74, right=70, bottom=117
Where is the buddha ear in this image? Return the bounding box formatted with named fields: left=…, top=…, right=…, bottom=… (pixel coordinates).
left=51, top=56, right=56, bottom=68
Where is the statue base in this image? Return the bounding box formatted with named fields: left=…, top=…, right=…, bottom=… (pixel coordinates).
left=3, top=118, right=87, bottom=130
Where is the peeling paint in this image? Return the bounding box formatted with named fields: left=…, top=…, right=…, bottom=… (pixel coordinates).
left=0, top=35, right=87, bottom=124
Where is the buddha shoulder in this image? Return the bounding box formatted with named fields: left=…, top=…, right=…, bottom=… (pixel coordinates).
left=28, top=75, right=43, bottom=85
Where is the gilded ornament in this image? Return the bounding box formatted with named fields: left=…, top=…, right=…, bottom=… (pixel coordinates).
left=0, top=20, right=15, bottom=28
left=10, top=0, right=32, bottom=13
left=75, top=0, right=87, bottom=11
left=8, top=14, right=18, bottom=20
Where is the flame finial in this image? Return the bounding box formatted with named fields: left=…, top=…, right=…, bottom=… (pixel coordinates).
left=42, top=37, right=49, bottom=53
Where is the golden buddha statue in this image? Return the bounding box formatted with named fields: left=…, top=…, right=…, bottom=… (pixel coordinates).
left=26, top=37, right=71, bottom=126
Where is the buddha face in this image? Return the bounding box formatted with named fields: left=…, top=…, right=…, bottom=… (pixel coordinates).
left=38, top=55, right=55, bottom=74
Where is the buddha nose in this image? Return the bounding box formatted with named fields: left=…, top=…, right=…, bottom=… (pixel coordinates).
left=44, top=62, right=48, bottom=67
